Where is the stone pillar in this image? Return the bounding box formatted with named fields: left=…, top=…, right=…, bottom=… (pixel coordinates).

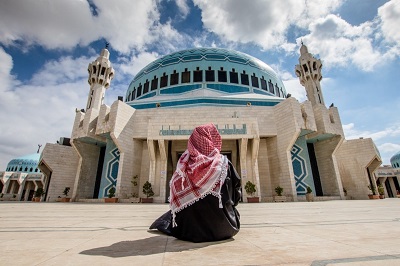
left=147, top=139, right=156, bottom=187
left=239, top=138, right=248, bottom=197
left=251, top=138, right=261, bottom=198
left=158, top=139, right=168, bottom=201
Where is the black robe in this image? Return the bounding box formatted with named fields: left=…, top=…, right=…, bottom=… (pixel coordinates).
left=149, top=161, right=241, bottom=243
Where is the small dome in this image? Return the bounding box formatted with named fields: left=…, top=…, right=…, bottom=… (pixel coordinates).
left=390, top=151, right=400, bottom=168
left=125, top=47, right=286, bottom=109
left=6, top=153, right=41, bottom=173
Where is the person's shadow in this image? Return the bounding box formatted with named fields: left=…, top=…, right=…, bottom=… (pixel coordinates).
left=80, top=232, right=232, bottom=258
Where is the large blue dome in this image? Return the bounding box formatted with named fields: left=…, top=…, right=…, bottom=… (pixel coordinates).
left=125, top=47, right=286, bottom=109
left=6, top=153, right=41, bottom=173
left=390, top=151, right=400, bottom=168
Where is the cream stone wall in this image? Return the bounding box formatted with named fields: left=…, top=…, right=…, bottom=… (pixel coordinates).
left=272, top=98, right=303, bottom=201
left=71, top=141, right=101, bottom=200
left=39, top=143, right=79, bottom=201
left=314, top=135, right=343, bottom=197
left=336, top=138, right=382, bottom=199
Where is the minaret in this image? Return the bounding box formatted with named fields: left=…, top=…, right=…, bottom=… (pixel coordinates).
left=86, top=44, right=114, bottom=110
left=295, top=43, right=324, bottom=106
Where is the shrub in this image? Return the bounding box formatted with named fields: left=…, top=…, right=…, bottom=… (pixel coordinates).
left=244, top=181, right=256, bottom=196
left=275, top=186, right=283, bottom=196
left=142, top=181, right=154, bottom=198
left=108, top=187, right=116, bottom=198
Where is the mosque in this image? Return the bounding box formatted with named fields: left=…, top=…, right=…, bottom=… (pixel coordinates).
left=1, top=45, right=399, bottom=202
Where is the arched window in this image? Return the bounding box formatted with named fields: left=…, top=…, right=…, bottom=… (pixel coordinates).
left=261, top=76, right=267, bottom=91
left=143, top=79, right=149, bottom=94
left=241, top=71, right=249, bottom=85
left=218, top=67, right=227, bottom=82
left=170, top=70, right=179, bottom=85
left=205, top=67, right=215, bottom=82
left=193, top=67, right=203, bottom=82
left=251, top=73, right=259, bottom=88
left=151, top=76, right=158, bottom=91
left=230, top=68, right=238, bottom=84
left=137, top=84, right=142, bottom=97
left=160, top=73, right=168, bottom=88
left=181, top=68, right=190, bottom=83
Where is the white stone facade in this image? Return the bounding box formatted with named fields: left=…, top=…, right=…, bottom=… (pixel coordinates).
left=37, top=46, right=384, bottom=202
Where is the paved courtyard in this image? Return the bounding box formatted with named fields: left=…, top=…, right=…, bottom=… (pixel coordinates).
left=0, top=199, right=399, bottom=266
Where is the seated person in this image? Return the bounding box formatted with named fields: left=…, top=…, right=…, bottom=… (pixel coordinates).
left=150, top=123, right=241, bottom=242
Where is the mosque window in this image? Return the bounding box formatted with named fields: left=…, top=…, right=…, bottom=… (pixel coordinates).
left=24, top=167, right=28, bottom=171
left=132, top=88, right=136, bottom=100
left=206, top=67, right=215, bottom=82
left=101, top=67, right=106, bottom=75
left=151, top=76, right=158, bottom=91
left=30, top=167, right=33, bottom=172
left=303, top=64, right=308, bottom=73
left=35, top=168, right=38, bottom=172
left=143, top=79, right=149, bottom=94
left=261, top=76, right=267, bottom=91
left=19, top=167, right=22, bottom=171
left=127, top=92, right=131, bottom=102
left=92, top=65, right=97, bottom=74
left=275, top=84, right=280, bottom=96
left=229, top=69, right=239, bottom=84
left=194, top=67, right=203, bottom=82
left=313, top=62, right=317, bottom=71
left=251, top=73, right=259, bottom=88
left=170, top=70, right=179, bottom=85
left=218, top=67, right=227, bottom=82
left=181, top=68, right=190, bottom=83
left=160, top=73, right=168, bottom=88
left=241, top=71, right=249, bottom=85
left=137, top=84, right=142, bottom=97
left=268, top=80, right=274, bottom=94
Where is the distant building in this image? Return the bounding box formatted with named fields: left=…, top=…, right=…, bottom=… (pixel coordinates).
left=372, top=152, right=400, bottom=198
left=5, top=45, right=388, bottom=202
left=0, top=153, right=45, bottom=201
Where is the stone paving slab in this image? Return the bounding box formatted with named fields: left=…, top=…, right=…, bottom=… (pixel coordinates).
left=0, top=199, right=399, bottom=265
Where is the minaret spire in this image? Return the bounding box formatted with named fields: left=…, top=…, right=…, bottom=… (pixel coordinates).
left=295, top=43, right=324, bottom=106
left=86, top=44, right=115, bottom=110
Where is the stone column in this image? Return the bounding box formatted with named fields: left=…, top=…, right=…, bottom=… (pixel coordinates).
left=239, top=138, right=248, bottom=197
left=158, top=139, right=168, bottom=201
left=147, top=140, right=156, bottom=187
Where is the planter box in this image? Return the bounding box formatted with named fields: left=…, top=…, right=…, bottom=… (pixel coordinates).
left=379, top=195, right=385, bottom=199
left=105, top=198, right=118, bottom=203
left=306, top=193, right=314, bottom=202
left=274, top=196, right=286, bottom=202
left=33, top=197, right=41, bottom=202
left=141, top=198, right=153, bottom=203
left=61, top=198, right=71, bottom=202
left=247, top=197, right=259, bottom=203
left=368, top=195, right=380, bottom=199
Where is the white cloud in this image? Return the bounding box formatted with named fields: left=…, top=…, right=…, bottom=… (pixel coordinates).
left=117, top=52, right=159, bottom=78
left=343, top=123, right=400, bottom=142
left=175, top=0, right=190, bottom=18
left=378, top=0, right=400, bottom=44
left=299, top=14, right=384, bottom=71
left=0, top=52, right=89, bottom=169
left=0, top=0, right=181, bottom=54
left=342, top=123, right=400, bottom=164
left=0, top=47, right=19, bottom=92
left=193, top=0, right=343, bottom=50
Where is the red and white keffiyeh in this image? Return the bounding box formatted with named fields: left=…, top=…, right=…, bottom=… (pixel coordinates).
left=169, top=123, right=228, bottom=227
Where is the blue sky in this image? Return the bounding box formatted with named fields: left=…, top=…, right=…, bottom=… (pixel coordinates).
left=0, top=0, right=399, bottom=169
